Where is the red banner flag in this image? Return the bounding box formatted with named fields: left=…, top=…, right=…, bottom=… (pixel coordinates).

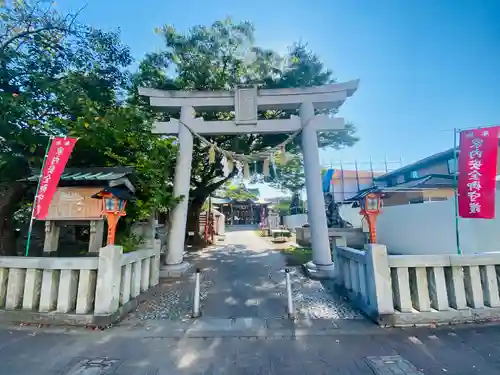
left=458, top=127, right=499, bottom=219
left=34, top=137, right=78, bottom=220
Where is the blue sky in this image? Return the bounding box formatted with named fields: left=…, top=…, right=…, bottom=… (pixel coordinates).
left=60, top=0, right=500, bottom=197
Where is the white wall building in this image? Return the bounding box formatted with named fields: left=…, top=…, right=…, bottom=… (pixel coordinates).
left=378, top=193, right=500, bottom=255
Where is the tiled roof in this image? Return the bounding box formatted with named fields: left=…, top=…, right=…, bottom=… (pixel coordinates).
left=383, top=174, right=454, bottom=190
left=210, top=197, right=232, bottom=204
left=379, top=139, right=500, bottom=181
left=25, top=167, right=134, bottom=183
left=374, top=148, right=455, bottom=181
left=343, top=174, right=455, bottom=202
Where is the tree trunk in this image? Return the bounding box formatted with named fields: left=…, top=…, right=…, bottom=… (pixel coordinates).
left=184, top=171, right=238, bottom=246
left=186, top=197, right=205, bottom=246
left=0, top=182, right=27, bottom=256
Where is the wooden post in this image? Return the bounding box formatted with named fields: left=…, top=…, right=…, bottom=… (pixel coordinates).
left=105, top=215, right=120, bottom=245
left=366, top=215, right=377, bottom=243
left=43, top=221, right=60, bottom=256
left=88, top=220, right=104, bottom=253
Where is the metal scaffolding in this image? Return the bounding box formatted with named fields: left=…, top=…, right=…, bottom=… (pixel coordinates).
left=322, top=158, right=404, bottom=202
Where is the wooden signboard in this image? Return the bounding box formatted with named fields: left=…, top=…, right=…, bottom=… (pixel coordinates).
left=45, top=187, right=103, bottom=220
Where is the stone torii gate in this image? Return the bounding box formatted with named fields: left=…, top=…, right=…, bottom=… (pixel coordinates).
left=138, top=81, right=359, bottom=279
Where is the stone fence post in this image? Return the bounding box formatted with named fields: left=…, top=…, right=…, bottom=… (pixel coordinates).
left=365, top=244, right=394, bottom=317
left=150, top=239, right=161, bottom=286
left=94, top=245, right=123, bottom=315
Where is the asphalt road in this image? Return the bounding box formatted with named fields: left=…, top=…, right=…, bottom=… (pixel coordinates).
left=2, top=322, right=500, bottom=374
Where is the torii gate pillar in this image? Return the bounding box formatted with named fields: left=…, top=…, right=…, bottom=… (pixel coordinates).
left=139, top=81, right=359, bottom=279
left=162, top=106, right=195, bottom=277
left=300, top=102, right=334, bottom=277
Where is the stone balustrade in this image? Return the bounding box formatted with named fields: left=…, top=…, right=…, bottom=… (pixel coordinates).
left=334, top=244, right=500, bottom=326
left=334, top=244, right=392, bottom=322
left=297, top=226, right=365, bottom=248
left=0, top=241, right=160, bottom=326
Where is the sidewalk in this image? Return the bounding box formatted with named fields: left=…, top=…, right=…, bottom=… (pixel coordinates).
left=2, top=322, right=500, bottom=374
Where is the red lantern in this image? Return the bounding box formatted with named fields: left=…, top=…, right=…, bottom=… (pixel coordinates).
left=92, top=188, right=132, bottom=245
left=359, top=192, right=382, bottom=244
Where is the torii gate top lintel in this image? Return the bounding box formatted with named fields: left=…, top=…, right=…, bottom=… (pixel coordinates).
left=138, top=80, right=358, bottom=111
left=138, top=79, right=359, bottom=135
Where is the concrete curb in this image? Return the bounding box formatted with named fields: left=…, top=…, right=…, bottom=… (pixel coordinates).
left=116, top=317, right=385, bottom=338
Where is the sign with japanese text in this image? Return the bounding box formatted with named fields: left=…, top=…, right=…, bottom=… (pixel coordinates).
left=458, top=127, right=499, bottom=219
left=46, top=187, right=103, bottom=220
left=34, top=137, right=78, bottom=220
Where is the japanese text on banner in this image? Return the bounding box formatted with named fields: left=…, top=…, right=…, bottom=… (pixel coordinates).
left=458, top=127, right=499, bottom=219
left=34, top=137, right=78, bottom=220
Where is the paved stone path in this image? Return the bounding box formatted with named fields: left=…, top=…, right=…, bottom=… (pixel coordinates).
left=127, top=228, right=362, bottom=321
left=3, top=322, right=500, bottom=374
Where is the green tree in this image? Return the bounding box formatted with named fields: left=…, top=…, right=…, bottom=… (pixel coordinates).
left=0, top=1, right=178, bottom=254
left=133, top=19, right=359, bottom=237
left=217, top=182, right=258, bottom=201
left=266, top=153, right=305, bottom=194
left=264, top=153, right=329, bottom=194
left=274, top=198, right=292, bottom=216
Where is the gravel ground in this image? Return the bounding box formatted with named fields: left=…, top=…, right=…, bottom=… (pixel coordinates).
left=289, top=268, right=364, bottom=319
left=127, top=229, right=363, bottom=321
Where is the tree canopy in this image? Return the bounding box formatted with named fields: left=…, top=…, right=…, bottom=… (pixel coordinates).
left=264, top=152, right=330, bottom=196
left=265, top=153, right=305, bottom=194
left=0, top=1, right=180, bottom=214
left=0, top=1, right=179, bottom=254
left=0, top=2, right=359, bottom=252
left=216, top=182, right=258, bottom=201
left=132, top=18, right=359, bottom=232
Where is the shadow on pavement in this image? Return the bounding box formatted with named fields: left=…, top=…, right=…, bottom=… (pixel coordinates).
left=3, top=322, right=500, bottom=374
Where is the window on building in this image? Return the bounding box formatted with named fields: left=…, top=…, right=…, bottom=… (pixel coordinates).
left=409, top=196, right=424, bottom=204
left=430, top=196, right=448, bottom=202
left=404, top=170, right=419, bottom=182
left=448, top=157, right=458, bottom=175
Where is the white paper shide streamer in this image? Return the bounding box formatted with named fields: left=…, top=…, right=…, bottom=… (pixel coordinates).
left=221, top=156, right=231, bottom=177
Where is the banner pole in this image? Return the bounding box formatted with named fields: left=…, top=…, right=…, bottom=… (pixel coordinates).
left=25, top=136, right=53, bottom=256
left=453, top=128, right=461, bottom=255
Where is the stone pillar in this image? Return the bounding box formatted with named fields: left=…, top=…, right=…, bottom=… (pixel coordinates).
left=94, top=245, right=122, bottom=315
left=43, top=221, right=60, bottom=256
left=88, top=220, right=104, bottom=253
left=162, top=106, right=194, bottom=277
left=365, top=244, right=394, bottom=317
left=150, top=239, right=161, bottom=287
left=145, top=215, right=156, bottom=249
left=300, top=102, right=334, bottom=279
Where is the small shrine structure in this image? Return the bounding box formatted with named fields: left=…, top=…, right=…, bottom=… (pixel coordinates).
left=211, top=197, right=269, bottom=226
left=26, top=167, right=135, bottom=256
